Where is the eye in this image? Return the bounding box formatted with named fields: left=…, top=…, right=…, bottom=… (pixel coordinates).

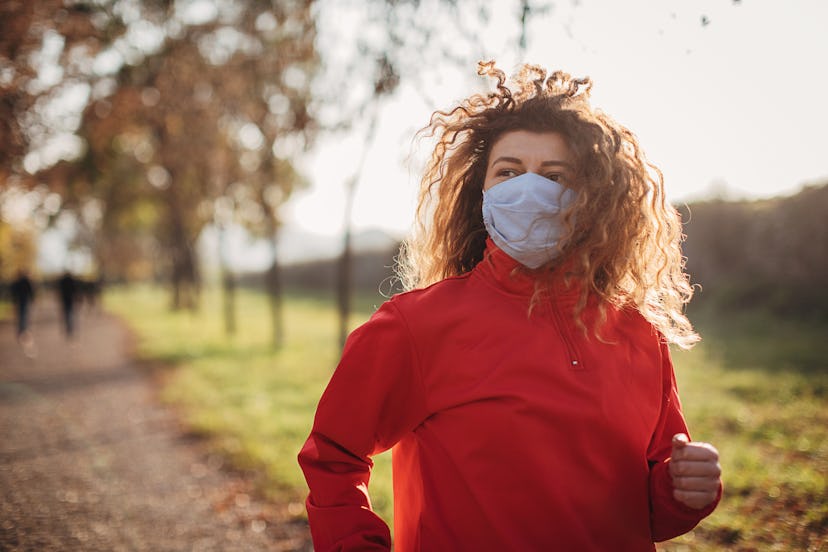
left=497, top=168, right=521, bottom=178
left=545, top=173, right=563, bottom=182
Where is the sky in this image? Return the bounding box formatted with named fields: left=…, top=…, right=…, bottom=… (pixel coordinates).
left=285, top=0, right=828, bottom=240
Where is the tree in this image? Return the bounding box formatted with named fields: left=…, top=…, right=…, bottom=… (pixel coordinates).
left=680, top=183, right=828, bottom=318
left=2, top=1, right=318, bottom=339
left=76, top=2, right=318, bottom=316
left=315, top=0, right=555, bottom=346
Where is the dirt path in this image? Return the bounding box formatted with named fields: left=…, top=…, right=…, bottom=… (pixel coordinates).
left=0, top=299, right=312, bottom=551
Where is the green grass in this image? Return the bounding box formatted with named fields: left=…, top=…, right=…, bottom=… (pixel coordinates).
left=658, top=309, right=828, bottom=551
left=105, top=286, right=828, bottom=550
left=104, top=285, right=395, bottom=522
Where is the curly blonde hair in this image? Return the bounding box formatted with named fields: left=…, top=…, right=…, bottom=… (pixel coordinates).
left=397, top=61, right=699, bottom=349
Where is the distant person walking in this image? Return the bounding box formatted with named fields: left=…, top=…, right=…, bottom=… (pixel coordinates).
left=58, top=271, right=79, bottom=338
left=10, top=270, right=35, bottom=348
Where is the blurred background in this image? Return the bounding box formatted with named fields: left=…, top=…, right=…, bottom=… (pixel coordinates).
left=1, top=1, right=826, bottom=550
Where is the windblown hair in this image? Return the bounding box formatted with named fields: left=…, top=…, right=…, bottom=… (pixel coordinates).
left=397, top=61, right=699, bottom=349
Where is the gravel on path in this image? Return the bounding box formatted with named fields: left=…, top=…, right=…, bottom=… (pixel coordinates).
left=0, top=299, right=312, bottom=551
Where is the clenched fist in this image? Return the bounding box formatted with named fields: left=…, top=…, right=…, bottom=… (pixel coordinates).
left=669, top=433, right=722, bottom=510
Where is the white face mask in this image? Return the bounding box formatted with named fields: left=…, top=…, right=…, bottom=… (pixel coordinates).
left=482, top=172, right=576, bottom=269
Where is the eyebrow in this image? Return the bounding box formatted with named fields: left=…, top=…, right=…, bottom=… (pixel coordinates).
left=490, top=156, right=574, bottom=169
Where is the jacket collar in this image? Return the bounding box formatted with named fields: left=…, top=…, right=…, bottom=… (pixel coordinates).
left=475, top=238, right=581, bottom=306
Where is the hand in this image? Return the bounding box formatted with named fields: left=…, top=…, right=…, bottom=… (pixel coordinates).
left=669, top=433, right=721, bottom=510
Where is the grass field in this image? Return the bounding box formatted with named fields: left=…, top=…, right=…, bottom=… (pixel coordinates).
left=104, top=285, right=827, bottom=551
left=0, top=301, right=10, bottom=322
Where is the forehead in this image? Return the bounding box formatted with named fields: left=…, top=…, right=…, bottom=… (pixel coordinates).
left=488, top=130, right=573, bottom=162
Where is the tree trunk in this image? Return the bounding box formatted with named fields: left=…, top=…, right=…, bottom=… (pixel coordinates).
left=218, top=225, right=236, bottom=336
left=222, top=270, right=237, bottom=336
left=337, top=223, right=353, bottom=349
left=336, top=105, right=381, bottom=349
left=170, top=236, right=199, bottom=311
left=166, top=180, right=200, bottom=312
left=267, top=256, right=284, bottom=349
left=263, top=218, right=284, bottom=349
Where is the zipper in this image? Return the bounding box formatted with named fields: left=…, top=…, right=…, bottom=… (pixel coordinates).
left=550, top=301, right=584, bottom=370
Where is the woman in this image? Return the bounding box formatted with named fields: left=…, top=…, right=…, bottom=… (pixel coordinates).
left=298, top=61, right=722, bottom=551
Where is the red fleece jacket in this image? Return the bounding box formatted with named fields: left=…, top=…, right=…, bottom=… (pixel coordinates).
left=299, top=241, right=720, bottom=551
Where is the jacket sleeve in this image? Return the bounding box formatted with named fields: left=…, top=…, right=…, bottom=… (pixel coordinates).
left=298, top=300, right=427, bottom=552
left=647, top=341, right=722, bottom=542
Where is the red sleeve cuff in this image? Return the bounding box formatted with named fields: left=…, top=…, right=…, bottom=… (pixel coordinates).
left=305, top=498, right=391, bottom=551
